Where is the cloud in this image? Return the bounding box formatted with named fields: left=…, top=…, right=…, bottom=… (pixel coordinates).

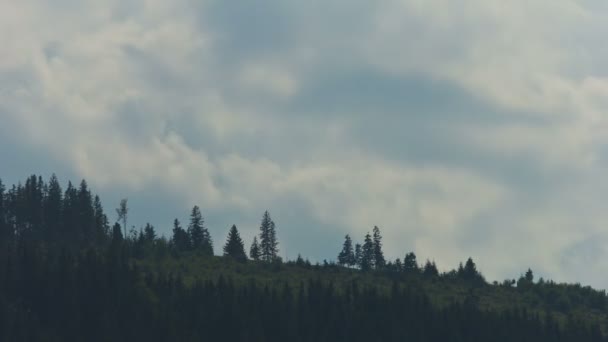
left=2, top=0, right=608, bottom=288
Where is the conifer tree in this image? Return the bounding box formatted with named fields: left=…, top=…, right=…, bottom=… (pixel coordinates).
left=372, top=226, right=385, bottom=269
left=78, top=180, right=95, bottom=244
left=338, top=234, right=356, bottom=267
left=44, top=174, right=63, bottom=242
left=0, top=179, right=7, bottom=243
left=403, top=252, right=418, bottom=273
left=172, top=219, right=190, bottom=252
left=249, top=236, right=261, bottom=261
left=223, top=224, right=247, bottom=262
left=115, top=198, right=128, bottom=238
left=188, top=206, right=213, bottom=256
left=111, top=222, right=123, bottom=243
left=423, top=260, right=439, bottom=277
left=354, top=243, right=362, bottom=268
left=144, top=223, right=156, bottom=242
left=259, top=211, right=278, bottom=262
left=360, top=233, right=374, bottom=271
left=93, top=195, right=109, bottom=242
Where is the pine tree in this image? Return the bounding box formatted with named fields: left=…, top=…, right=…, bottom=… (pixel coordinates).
left=44, top=174, right=63, bottom=242
left=144, top=223, right=156, bottom=242
left=403, top=252, right=418, bottom=273
left=338, top=234, right=356, bottom=267
left=188, top=206, right=213, bottom=256
left=372, top=226, right=385, bottom=269
left=77, top=180, right=95, bottom=244
left=259, top=211, right=278, bottom=262
left=360, top=232, right=374, bottom=271
left=93, top=195, right=109, bottom=243
left=172, top=219, right=190, bottom=252
left=115, top=198, right=128, bottom=239
left=223, top=224, right=247, bottom=262
left=423, top=260, right=439, bottom=277
left=354, top=243, right=362, bottom=268
left=0, top=179, right=7, bottom=243
left=249, top=236, right=261, bottom=261
left=111, top=222, right=123, bottom=243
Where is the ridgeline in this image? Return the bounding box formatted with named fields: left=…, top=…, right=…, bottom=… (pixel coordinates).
left=0, top=175, right=606, bottom=341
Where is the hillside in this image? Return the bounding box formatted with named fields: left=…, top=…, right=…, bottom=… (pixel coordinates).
left=1, top=175, right=607, bottom=341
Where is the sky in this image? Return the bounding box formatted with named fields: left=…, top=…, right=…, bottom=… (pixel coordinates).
left=2, top=0, right=608, bottom=287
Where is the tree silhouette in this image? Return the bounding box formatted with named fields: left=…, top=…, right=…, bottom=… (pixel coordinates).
left=115, top=198, right=128, bottom=238
left=259, top=211, right=278, bottom=262
left=223, top=224, right=247, bottom=262
left=372, top=226, right=385, bottom=269
left=172, top=219, right=190, bottom=252
left=360, top=233, right=374, bottom=271
left=250, top=236, right=261, bottom=261
left=188, top=206, right=213, bottom=256
left=403, top=252, right=418, bottom=273
left=338, top=234, right=356, bottom=267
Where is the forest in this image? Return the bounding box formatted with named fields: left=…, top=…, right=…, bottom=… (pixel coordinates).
left=1, top=174, right=607, bottom=341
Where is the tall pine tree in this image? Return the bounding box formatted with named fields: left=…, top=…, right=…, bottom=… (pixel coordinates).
left=372, top=226, right=385, bottom=269
left=259, top=211, right=278, bottom=262
left=44, top=174, right=63, bottom=243
left=403, top=252, right=418, bottom=273
left=188, top=206, right=213, bottom=256
left=338, top=234, right=356, bottom=267
left=360, top=233, right=374, bottom=271
left=171, top=219, right=190, bottom=252
left=249, top=236, right=261, bottom=261
left=223, top=224, right=247, bottom=262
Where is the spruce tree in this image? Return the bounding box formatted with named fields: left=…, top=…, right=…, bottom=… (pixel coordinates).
left=223, top=224, right=247, bottom=262
left=188, top=206, right=213, bottom=256
left=338, top=234, right=356, bottom=267
left=0, top=179, right=7, bottom=243
left=44, top=174, right=63, bottom=242
left=111, top=222, right=123, bottom=243
left=354, top=243, right=362, bottom=268
left=372, top=226, right=385, bottom=269
left=423, top=260, right=439, bottom=277
left=172, top=219, right=190, bottom=252
left=144, top=223, right=156, bottom=242
left=115, top=198, right=128, bottom=239
left=93, top=195, right=109, bottom=243
left=77, top=180, right=95, bottom=244
left=360, top=233, right=374, bottom=271
left=403, top=252, right=418, bottom=273
left=259, top=211, right=278, bottom=262
left=249, top=236, right=261, bottom=261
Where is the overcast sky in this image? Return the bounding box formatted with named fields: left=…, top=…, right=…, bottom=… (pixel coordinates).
left=2, top=0, right=608, bottom=287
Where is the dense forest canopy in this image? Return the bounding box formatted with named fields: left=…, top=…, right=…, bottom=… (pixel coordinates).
left=1, top=174, right=607, bottom=341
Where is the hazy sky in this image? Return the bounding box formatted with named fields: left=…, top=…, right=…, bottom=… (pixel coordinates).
left=2, top=0, right=608, bottom=287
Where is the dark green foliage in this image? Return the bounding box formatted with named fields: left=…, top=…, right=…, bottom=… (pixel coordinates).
left=116, top=198, right=128, bottom=238
left=403, top=252, right=419, bottom=273
left=171, top=218, right=190, bottom=252
left=1, top=174, right=608, bottom=342
left=112, top=222, right=123, bottom=242
left=188, top=206, right=213, bottom=256
left=338, top=234, right=356, bottom=267
left=259, top=210, right=278, bottom=262
left=360, top=232, right=374, bottom=271
left=223, top=224, right=247, bottom=262
left=144, top=223, right=156, bottom=241
left=250, top=236, right=261, bottom=261
left=354, top=243, right=362, bottom=268
left=372, top=225, right=385, bottom=269
left=423, top=260, right=439, bottom=277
